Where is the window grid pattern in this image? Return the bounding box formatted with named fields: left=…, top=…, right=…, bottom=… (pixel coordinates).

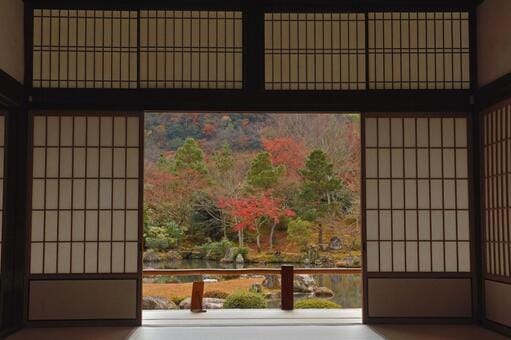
left=483, top=105, right=511, bottom=279
left=140, top=10, right=243, bottom=89
left=32, top=10, right=138, bottom=89
left=264, top=13, right=366, bottom=90
left=30, top=114, right=141, bottom=274
left=0, top=115, right=4, bottom=271
left=365, top=116, right=471, bottom=273
left=368, top=12, right=470, bottom=90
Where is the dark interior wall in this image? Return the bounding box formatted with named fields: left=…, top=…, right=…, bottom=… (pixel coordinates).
left=0, top=0, right=24, bottom=85
left=0, top=0, right=26, bottom=335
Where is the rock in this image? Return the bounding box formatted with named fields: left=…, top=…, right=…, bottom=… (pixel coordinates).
left=303, top=258, right=311, bottom=265
left=264, top=291, right=281, bottom=299
left=328, top=236, right=342, bottom=250
left=179, top=297, right=225, bottom=310
left=143, top=250, right=161, bottom=262
left=235, top=253, right=244, bottom=264
left=203, top=278, right=218, bottom=283
left=294, top=274, right=317, bottom=293
left=163, top=250, right=182, bottom=261
left=262, top=274, right=281, bottom=289
left=249, top=283, right=263, bottom=293
left=221, top=248, right=235, bottom=262
left=313, top=287, right=334, bottom=298
left=143, top=296, right=177, bottom=310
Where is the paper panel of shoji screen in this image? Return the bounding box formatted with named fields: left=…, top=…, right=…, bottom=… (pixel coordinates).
left=139, top=11, right=243, bottom=89
left=367, top=12, right=470, bottom=90
left=32, top=10, right=138, bottom=89
left=264, top=13, right=366, bottom=90
left=365, top=116, right=471, bottom=273
left=30, top=114, right=140, bottom=274
left=483, top=105, right=511, bottom=279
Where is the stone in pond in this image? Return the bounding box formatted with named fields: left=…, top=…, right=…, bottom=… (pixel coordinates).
left=328, top=236, right=342, bottom=250
left=179, top=297, right=225, bottom=310
left=143, top=296, right=178, bottom=310
left=294, top=274, right=317, bottom=293
left=313, top=286, right=334, bottom=298
left=262, top=274, right=281, bottom=289
left=235, top=253, right=244, bottom=263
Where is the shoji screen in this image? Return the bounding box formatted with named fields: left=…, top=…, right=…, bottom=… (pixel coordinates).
left=264, top=11, right=471, bottom=91
left=139, top=10, right=243, bottom=89
left=32, top=10, right=138, bottom=89
left=264, top=13, right=366, bottom=90
left=363, top=114, right=474, bottom=321
left=28, top=112, right=142, bottom=324
left=482, top=102, right=511, bottom=329
left=367, top=12, right=470, bottom=90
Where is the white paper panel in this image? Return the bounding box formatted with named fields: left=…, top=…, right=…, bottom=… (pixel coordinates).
left=365, top=116, right=471, bottom=273
left=30, top=114, right=141, bottom=274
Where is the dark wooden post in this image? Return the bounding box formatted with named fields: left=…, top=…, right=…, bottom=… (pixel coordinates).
left=281, top=265, right=294, bottom=310
left=190, top=281, right=206, bottom=313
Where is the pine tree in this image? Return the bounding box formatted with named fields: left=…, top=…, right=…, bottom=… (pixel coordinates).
left=247, top=151, right=284, bottom=190
left=175, top=137, right=207, bottom=174
left=214, top=142, right=235, bottom=175
left=299, top=150, right=342, bottom=245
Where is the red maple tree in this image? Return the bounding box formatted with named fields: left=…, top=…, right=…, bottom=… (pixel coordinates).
left=219, top=193, right=295, bottom=252
left=262, top=137, right=307, bottom=177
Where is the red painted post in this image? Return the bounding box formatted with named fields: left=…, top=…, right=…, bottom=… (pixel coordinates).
left=191, top=281, right=206, bottom=313
left=281, top=265, right=294, bottom=310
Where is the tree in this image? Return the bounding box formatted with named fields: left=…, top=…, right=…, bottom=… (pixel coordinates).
left=287, top=218, right=313, bottom=251
left=214, top=142, right=235, bottom=175
left=247, top=152, right=284, bottom=190
left=190, top=192, right=228, bottom=243
left=175, top=137, right=207, bottom=174
left=262, top=137, right=306, bottom=177
left=219, top=194, right=295, bottom=252
left=299, top=150, right=343, bottom=245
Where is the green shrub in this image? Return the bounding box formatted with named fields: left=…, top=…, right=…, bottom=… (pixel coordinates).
left=144, top=220, right=184, bottom=251
left=204, top=290, right=229, bottom=299
left=231, top=246, right=249, bottom=261
left=200, top=239, right=233, bottom=260
left=287, top=218, right=313, bottom=250
left=295, top=298, right=341, bottom=309
left=223, top=291, right=267, bottom=309
left=170, top=295, right=187, bottom=305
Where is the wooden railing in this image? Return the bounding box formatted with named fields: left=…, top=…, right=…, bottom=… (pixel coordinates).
left=143, top=265, right=362, bottom=311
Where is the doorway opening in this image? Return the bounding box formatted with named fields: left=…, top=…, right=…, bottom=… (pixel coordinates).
left=142, top=112, right=362, bottom=319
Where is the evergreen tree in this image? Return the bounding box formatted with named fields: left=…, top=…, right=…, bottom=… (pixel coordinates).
left=214, top=142, right=235, bottom=175
left=175, top=137, right=207, bottom=174
left=247, top=151, right=284, bottom=190
left=299, top=150, right=342, bottom=244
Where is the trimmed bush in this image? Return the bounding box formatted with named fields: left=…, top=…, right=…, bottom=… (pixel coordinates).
left=200, top=239, right=233, bottom=261
left=204, top=290, right=229, bottom=299
left=170, top=295, right=187, bottom=305
left=295, top=298, right=341, bottom=309
left=231, top=246, right=249, bottom=261
left=223, top=291, right=266, bottom=309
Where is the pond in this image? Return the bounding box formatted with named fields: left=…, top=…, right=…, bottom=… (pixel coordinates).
left=144, top=259, right=362, bottom=308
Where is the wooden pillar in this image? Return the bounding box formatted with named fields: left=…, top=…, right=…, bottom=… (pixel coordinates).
left=281, top=265, right=294, bottom=310
left=190, top=281, right=205, bottom=313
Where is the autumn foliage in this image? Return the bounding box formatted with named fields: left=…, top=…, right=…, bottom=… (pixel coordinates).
left=144, top=113, right=361, bottom=255
left=218, top=194, right=295, bottom=232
